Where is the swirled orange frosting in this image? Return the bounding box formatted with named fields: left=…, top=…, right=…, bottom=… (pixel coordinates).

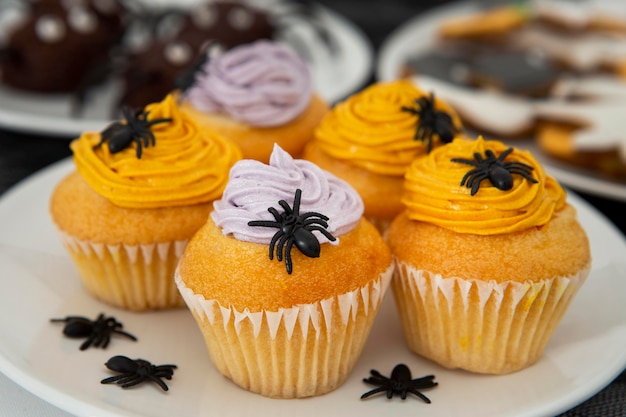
left=403, top=137, right=566, bottom=235
left=71, top=94, right=242, bottom=208
left=313, top=80, right=462, bottom=176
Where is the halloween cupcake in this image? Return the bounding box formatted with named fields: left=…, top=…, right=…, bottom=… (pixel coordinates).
left=302, top=79, right=463, bottom=231
left=179, top=40, right=328, bottom=163
left=49, top=94, right=242, bottom=311
left=386, top=136, right=591, bottom=374
left=175, top=144, right=393, bottom=398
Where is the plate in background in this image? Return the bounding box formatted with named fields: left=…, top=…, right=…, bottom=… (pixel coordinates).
left=376, top=0, right=626, bottom=202
left=0, top=1, right=373, bottom=137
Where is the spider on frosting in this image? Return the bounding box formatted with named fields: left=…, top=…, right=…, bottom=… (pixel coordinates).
left=451, top=147, right=538, bottom=195
left=401, top=92, right=457, bottom=153
left=247, top=188, right=336, bottom=274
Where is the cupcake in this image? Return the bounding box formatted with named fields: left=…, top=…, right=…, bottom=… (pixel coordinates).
left=386, top=136, right=591, bottom=374
left=175, top=144, right=393, bottom=398
left=49, top=94, right=242, bottom=311
left=302, top=80, right=463, bottom=231
left=179, top=40, right=329, bottom=163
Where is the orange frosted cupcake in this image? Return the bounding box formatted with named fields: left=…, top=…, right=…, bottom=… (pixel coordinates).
left=175, top=145, right=393, bottom=398
left=179, top=40, right=328, bottom=163
left=302, top=80, right=463, bottom=231
left=386, top=136, right=591, bottom=374
left=49, top=95, right=242, bottom=311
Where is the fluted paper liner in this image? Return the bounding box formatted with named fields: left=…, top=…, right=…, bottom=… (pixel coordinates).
left=175, top=265, right=393, bottom=398
left=392, top=260, right=590, bottom=374
left=59, top=232, right=187, bottom=311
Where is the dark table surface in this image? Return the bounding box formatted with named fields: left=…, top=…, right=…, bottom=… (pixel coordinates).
left=0, top=1, right=624, bottom=416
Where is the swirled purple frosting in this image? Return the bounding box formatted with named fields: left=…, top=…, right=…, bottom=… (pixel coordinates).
left=184, top=40, right=313, bottom=127
left=211, top=144, right=364, bottom=244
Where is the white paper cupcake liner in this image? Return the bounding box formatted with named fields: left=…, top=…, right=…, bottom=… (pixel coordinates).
left=392, top=260, right=590, bottom=374
left=175, top=264, right=393, bottom=397
left=60, top=232, right=188, bottom=311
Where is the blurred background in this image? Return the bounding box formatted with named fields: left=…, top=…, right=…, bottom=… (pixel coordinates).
left=0, top=0, right=625, bottom=416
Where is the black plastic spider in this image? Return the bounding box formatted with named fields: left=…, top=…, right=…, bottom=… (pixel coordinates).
left=361, top=364, right=438, bottom=402
left=401, top=92, right=457, bottom=153
left=361, top=363, right=438, bottom=404
left=247, top=188, right=336, bottom=274
left=451, top=147, right=539, bottom=196
left=101, top=355, right=177, bottom=391
left=50, top=313, right=137, bottom=351
left=94, top=107, right=172, bottom=159
left=173, top=45, right=213, bottom=95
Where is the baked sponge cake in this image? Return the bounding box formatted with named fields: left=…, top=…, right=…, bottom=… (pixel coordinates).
left=302, top=80, right=463, bottom=232
left=175, top=144, right=393, bottom=398
left=179, top=40, right=328, bottom=163
left=386, top=136, right=591, bottom=374
left=49, top=94, right=242, bottom=311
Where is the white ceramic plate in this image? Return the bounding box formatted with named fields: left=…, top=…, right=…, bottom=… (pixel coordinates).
left=376, top=0, right=626, bottom=202
left=0, top=158, right=625, bottom=417
left=0, top=1, right=373, bottom=137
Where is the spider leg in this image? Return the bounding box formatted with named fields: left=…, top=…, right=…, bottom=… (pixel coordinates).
left=469, top=173, right=489, bottom=196
left=119, top=376, right=146, bottom=388
left=268, top=207, right=282, bottom=222
left=506, top=165, right=534, bottom=174
left=100, top=374, right=126, bottom=384
left=91, top=331, right=106, bottom=348
left=147, top=131, right=156, bottom=147
left=134, top=137, right=144, bottom=159
left=400, top=389, right=408, bottom=400
left=303, top=218, right=329, bottom=228
left=407, top=388, right=432, bottom=403
left=284, top=239, right=295, bottom=274
left=146, top=117, right=173, bottom=129
left=291, top=189, right=302, bottom=217
left=360, top=386, right=390, bottom=399
left=458, top=168, right=481, bottom=186
left=410, top=375, right=438, bottom=387
left=101, top=334, right=112, bottom=349
left=152, top=369, right=175, bottom=379
left=363, top=376, right=390, bottom=386
left=368, top=369, right=386, bottom=379
left=247, top=220, right=280, bottom=228
left=275, top=234, right=290, bottom=261
left=508, top=171, right=539, bottom=184
left=50, top=315, right=87, bottom=323
left=147, top=375, right=171, bottom=391
left=101, top=374, right=139, bottom=386
left=427, top=136, right=434, bottom=153
left=268, top=231, right=283, bottom=260
left=415, top=125, right=426, bottom=141
left=79, top=334, right=96, bottom=351
left=496, top=147, right=513, bottom=162
left=307, top=225, right=337, bottom=242
left=112, top=329, right=138, bottom=341
left=450, top=158, right=480, bottom=168
left=400, top=106, right=418, bottom=115
left=301, top=212, right=329, bottom=221
left=278, top=199, right=292, bottom=216
left=504, top=164, right=533, bottom=173
left=139, top=131, right=154, bottom=148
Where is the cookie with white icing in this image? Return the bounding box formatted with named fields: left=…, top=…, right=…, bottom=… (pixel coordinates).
left=534, top=83, right=626, bottom=177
